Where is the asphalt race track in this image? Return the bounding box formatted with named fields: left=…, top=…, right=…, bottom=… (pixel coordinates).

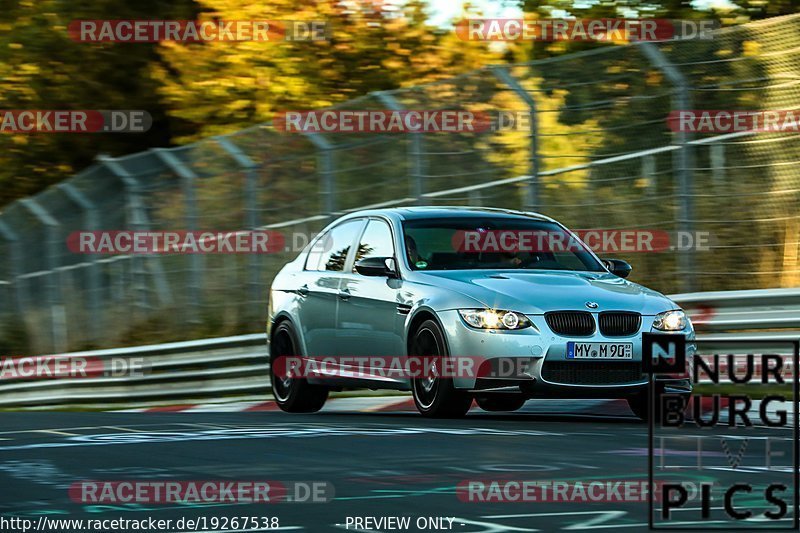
left=0, top=401, right=795, bottom=533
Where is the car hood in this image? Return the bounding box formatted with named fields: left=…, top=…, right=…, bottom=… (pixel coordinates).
left=414, top=270, right=676, bottom=315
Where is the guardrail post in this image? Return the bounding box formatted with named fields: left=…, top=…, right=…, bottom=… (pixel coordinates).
left=216, top=136, right=262, bottom=317
left=492, top=66, right=540, bottom=212
left=153, top=149, right=203, bottom=323
left=19, top=199, right=66, bottom=353
left=57, top=183, right=101, bottom=344
left=375, top=92, right=425, bottom=204
left=304, top=133, right=336, bottom=215
left=639, top=42, right=696, bottom=292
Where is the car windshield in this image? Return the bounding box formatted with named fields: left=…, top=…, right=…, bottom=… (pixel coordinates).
left=402, top=217, right=605, bottom=272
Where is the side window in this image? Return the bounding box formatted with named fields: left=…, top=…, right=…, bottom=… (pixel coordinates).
left=352, top=219, right=394, bottom=272
left=305, top=220, right=362, bottom=272
left=305, top=231, right=329, bottom=271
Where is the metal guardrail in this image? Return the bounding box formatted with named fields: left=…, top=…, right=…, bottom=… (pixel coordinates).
left=675, top=288, right=800, bottom=332
left=674, top=288, right=800, bottom=353
left=0, top=289, right=797, bottom=408
left=0, top=334, right=269, bottom=408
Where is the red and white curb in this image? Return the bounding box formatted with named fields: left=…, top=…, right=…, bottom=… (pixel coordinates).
left=119, top=396, right=635, bottom=415
left=116, top=396, right=789, bottom=425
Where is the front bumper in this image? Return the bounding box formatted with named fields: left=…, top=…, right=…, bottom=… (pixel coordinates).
left=438, top=310, right=695, bottom=396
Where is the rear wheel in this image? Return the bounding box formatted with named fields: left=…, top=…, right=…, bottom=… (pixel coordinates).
left=476, top=394, right=527, bottom=412
left=270, top=321, right=328, bottom=413
left=410, top=319, right=473, bottom=418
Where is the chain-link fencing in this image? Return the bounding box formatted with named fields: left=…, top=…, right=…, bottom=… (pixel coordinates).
left=1, top=15, right=799, bottom=353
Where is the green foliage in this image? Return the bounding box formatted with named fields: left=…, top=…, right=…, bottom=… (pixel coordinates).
left=0, top=0, right=197, bottom=206
left=155, top=0, right=496, bottom=141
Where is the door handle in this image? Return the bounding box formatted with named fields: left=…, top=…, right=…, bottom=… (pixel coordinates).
left=297, top=284, right=309, bottom=296
left=338, top=288, right=351, bottom=301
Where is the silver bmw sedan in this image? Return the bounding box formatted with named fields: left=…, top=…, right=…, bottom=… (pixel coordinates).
left=267, top=207, right=693, bottom=418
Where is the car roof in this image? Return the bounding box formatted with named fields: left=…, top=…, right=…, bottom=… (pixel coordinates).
left=341, top=206, right=555, bottom=222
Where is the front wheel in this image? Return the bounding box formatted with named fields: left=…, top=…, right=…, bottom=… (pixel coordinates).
left=627, top=392, right=652, bottom=421
left=627, top=390, right=689, bottom=422
left=270, top=321, right=329, bottom=413
left=410, top=319, right=473, bottom=418
left=476, top=394, right=527, bottom=412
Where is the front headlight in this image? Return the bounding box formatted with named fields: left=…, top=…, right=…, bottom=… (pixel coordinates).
left=653, top=310, right=687, bottom=331
left=458, top=309, right=532, bottom=330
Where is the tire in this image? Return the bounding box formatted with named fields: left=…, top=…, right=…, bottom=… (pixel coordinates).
left=627, top=390, right=689, bottom=422
left=410, top=319, right=473, bottom=418
left=476, top=394, right=527, bottom=412
left=627, top=391, right=652, bottom=421
left=270, top=321, right=329, bottom=413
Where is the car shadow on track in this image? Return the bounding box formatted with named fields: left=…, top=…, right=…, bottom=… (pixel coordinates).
left=311, top=410, right=643, bottom=424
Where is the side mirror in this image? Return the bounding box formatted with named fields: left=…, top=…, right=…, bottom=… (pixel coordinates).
left=603, top=258, right=632, bottom=279
left=355, top=257, right=398, bottom=278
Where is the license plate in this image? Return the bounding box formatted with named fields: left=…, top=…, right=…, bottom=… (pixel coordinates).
left=567, top=342, right=633, bottom=360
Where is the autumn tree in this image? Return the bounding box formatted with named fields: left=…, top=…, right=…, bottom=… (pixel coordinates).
left=155, top=0, right=497, bottom=140
left=0, top=0, right=197, bottom=206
